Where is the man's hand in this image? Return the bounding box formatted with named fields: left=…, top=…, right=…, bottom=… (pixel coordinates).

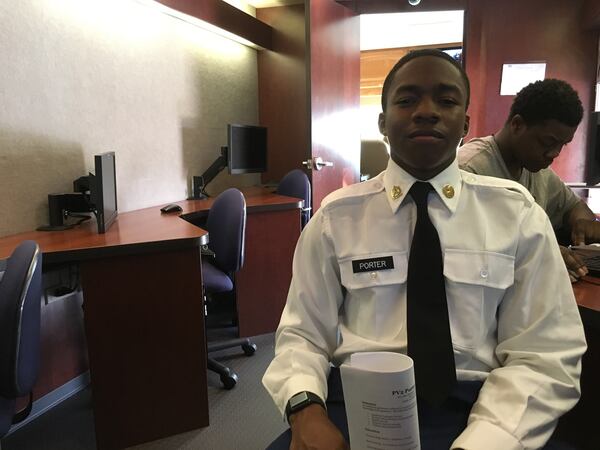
left=570, top=217, right=600, bottom=246
left=289, top=404, right=349, bottom=450
left=559, top=245, right=588, bottom=282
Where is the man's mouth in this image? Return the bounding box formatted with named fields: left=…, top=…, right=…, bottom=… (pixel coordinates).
left=408, top=130, right=445, bottom=142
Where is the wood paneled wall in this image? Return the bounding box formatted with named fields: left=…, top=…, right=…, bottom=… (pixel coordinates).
left=583, top=0, right=600, bottom=30
left=257, top=4, right=309, bottom=183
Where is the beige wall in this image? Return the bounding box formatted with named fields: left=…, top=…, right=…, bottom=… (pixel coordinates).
left=0, top=0, right=260, bottom=237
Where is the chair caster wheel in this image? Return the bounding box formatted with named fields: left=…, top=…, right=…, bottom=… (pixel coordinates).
left=242, top=343, right=257, bottom=356
left=221, top=372, right=238, bottom=390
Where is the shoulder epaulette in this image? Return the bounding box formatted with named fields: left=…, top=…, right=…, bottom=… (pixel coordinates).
left=460, top=170, right=534, bottom=207
left=321, top=174, right=385, bottom=208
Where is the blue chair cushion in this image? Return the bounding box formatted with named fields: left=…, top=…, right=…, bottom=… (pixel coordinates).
left=202, top=260, right=233, bottom=293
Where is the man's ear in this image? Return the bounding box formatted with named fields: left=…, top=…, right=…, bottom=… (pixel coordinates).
left=378, top=112, right=387, bottom=136
left=509, top=114, right=526, bottom=135
left=462, top=115, right=470, bottom=137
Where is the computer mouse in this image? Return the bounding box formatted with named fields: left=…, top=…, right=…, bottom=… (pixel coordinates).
left=160, top=203, right=183, bottom=214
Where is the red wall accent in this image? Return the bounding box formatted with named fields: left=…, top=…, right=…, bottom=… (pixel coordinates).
left=464, top=0, right=599, bottom=182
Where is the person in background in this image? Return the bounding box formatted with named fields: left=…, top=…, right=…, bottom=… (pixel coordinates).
left=263, top=50, right=586, bottom=450
left=458, top=79, right=600, bottom=281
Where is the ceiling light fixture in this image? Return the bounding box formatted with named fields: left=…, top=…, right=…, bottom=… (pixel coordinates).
left=408, top=0, right=422, bottom=5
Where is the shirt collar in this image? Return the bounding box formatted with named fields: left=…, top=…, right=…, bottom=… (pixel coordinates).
left=382, top=158, right=462, bottom=215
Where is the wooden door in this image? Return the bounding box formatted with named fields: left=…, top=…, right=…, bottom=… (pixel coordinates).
left=258, top=1, right=360, bottom=213
left=307, top=0, right=361, bottom=211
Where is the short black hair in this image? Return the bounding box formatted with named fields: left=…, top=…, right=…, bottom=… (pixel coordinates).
left=508, top=79, right=583, bottom=127
left=380, top=49, right=470, bottom=112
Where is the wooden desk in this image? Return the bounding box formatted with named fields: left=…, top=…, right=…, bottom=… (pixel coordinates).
left=0, top=187, right=301, bottom=449
left=0, top=204, right=209, bottom=449
left=554, top=278, right=600, bottom=449
left=572, top=277, right=600, bottom=312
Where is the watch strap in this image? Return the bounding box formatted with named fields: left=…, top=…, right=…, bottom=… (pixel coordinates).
left=285, top=391, right=325, bottom=422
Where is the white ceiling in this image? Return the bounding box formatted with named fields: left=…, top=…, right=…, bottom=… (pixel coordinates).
left=361, top=10, right=464, bottom=50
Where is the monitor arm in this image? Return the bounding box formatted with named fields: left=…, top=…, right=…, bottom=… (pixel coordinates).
left=192, top=146, right=228, bottom=200
left=37, top=192, right=94, bottom=231
left=37, top=175, right=95, bottom=231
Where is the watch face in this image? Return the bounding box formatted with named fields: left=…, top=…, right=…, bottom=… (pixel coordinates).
left=290, top=392, right=309, bottom=408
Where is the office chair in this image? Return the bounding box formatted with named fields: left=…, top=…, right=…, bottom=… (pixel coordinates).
left=0, top=240, right=42, bottom=439
left=277, top=169, right=312, bottom=228
left=203, top=188, right=256, bottom=390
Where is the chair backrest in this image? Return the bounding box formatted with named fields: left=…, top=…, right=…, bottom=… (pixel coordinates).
left=277, top=169, right=311, bottom=228
left=360, top=139, right=389, bottom=180
left=206, top=188, right=246, bottom=273
left=0, top=240, right=42, bottom=437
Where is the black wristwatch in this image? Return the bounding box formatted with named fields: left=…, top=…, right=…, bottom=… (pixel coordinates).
left=285, top=391, right=325, bottom=422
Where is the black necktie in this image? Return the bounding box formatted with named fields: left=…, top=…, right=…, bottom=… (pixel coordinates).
left=406, top=182, right=456, bottom=407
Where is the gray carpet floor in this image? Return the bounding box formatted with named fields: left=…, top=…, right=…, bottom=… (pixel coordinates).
left=2, top=331, right=287, bottom=450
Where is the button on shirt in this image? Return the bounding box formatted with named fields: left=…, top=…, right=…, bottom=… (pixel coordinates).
left=263, top=158, right=587, bottom=450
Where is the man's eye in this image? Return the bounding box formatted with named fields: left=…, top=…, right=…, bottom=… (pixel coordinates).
left=439, top=97, right=458, bottom=105
left=395, top=97, right=415, bottom=106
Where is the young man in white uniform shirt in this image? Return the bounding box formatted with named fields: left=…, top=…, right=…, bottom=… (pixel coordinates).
left=263, top=50, right=586, bottom=450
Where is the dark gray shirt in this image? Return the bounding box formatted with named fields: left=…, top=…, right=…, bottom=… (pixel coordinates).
left=458, top=135, right=581, bottom=230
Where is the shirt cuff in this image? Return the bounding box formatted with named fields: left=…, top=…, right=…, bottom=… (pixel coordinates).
left=451, top=420, right=522, bottom=450
left=277, top=376, right=328, bottom=419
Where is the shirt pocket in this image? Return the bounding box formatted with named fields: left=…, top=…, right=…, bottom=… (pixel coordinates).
left=444, top=249, right=515, bottom=350
left=339, top=251, right=408, bottom=290
left=339, top=251, right=408, bottom=340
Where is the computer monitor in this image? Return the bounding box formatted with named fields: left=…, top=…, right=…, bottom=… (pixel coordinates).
left=90, top=152, right=118, bottom=234
left=191, top=124, right=267, bottom=199
left=227, top=124, right=267, bottom=174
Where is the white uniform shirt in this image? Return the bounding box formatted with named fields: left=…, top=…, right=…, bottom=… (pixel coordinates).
left=262, top=158, right=586, bottom=450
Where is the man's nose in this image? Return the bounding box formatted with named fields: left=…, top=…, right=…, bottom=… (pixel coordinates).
left=413, top=97, right=440, bottom=122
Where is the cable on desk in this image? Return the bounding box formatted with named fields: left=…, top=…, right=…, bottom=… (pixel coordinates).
left=65, top=212, right=92, bottom=227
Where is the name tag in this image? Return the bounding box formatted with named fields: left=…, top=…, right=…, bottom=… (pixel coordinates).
left=352, top=256, right=394, bottom=273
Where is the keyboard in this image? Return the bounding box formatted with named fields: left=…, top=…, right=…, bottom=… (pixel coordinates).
left=572, top=245, right=600, bottom=277
left=583, top=254, right=600, bottom=276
